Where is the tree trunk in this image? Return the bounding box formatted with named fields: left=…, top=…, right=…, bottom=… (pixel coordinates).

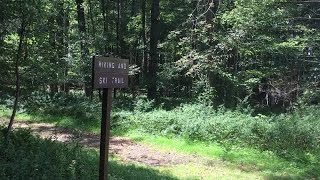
left=64, top=5, right=70, bottom=94
left=131, top=0, right=136, bottom=16
left=129, top=0, right=139, bottom=97
left=88, top=0, right=96, bottom=39
left=141, top=0, right=148, bottom=76
left=147, top=0, right=160, bottom=99
left=56, top=1, right=70, bottom=94
left=100, top=0, right=109, bottom=53
left=113, top=0, right=122, bottom=99
left=7, top=18, right=26, bottom=135
left=75, top=0, right=91, bottom=97
left=116, top=0, right=120, bottom=54
left=48, top=15, right=59, bottom=94
left=205, top=0, right=220, bottom=43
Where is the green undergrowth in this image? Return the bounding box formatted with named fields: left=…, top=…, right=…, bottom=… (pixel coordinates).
left=128, top=104, right=320, bottom=153
left=117, top=103, right=320, bottom=178
left=1, top=94, right=320, bottom=179
left=121, top=130, right=320, bottom=179
left=0, top=127, right=176, bottom=180
left=0, top=102, right=102, bottom=133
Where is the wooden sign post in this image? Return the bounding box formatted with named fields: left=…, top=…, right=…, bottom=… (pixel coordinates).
left=92, top=56, right=129, bottom=180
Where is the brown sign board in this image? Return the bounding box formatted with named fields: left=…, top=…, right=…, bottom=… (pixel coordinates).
left=93, top=56, right=129, bottom=89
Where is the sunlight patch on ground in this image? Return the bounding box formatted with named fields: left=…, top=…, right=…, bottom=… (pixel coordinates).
left=158, top=163, right=262, bottom=180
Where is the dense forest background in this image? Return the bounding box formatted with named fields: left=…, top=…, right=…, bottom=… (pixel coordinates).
left=1, top=0, right=320, bottom=179
left=0, top=0, right=319, bottom=108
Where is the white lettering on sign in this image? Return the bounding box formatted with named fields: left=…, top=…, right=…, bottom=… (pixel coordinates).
left=98, top=76, right=125, bottom=85
left=99, top=77, right=108, bottom=84
left=112, top=77, right=124, bottom=84
left=99, top=61, right=115, bottom=69
left=98, top=60, right=127, bottom=70
left=118, top=63, right=127, bottom=69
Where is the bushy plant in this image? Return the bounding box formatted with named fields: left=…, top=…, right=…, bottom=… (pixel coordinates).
left=22, top=92, right=101, bottom=126
left=133, top=96, right=155, bottom=112
left=0, top=128, right=98, bottom=180
left=129, top=103, right=320, bottom=154
left=0, top=128, right=176, bottom=180
left=111, top=111, right=137, bottom=133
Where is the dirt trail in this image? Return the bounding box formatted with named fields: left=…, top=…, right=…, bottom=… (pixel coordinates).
left=8, top=121, right=203, bottom=167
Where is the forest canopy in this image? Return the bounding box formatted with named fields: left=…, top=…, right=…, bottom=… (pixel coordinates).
left=0, top=0, right=319, bottom=109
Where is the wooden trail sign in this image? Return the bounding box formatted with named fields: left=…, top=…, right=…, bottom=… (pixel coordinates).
left=93, top=56, right=129, bottom=89
left=92, top=56, right=129, bottom=180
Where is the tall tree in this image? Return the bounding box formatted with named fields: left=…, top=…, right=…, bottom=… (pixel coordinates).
left=6, top=1, right=28, bottom=135
left=100, top=0, right=109, bottom=53
left=147, top=0, right=160, bottom=99
left=48, top=14, right=59, bottom=94
left=116, top=0, right=121, bottom=54
left=141, top=0, right=148, bottom=76
left=56, top=1, right=70, bottom=93
left=75, top=0, right=91, bottom=96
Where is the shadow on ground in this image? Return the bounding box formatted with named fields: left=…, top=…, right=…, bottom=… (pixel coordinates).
left=0, top=127, right=177, bottom=180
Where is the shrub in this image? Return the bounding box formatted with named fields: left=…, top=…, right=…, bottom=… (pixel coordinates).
left=129, top=104, right=320, bottom=153
left=0, top=128, right=176, bottom=180
left=0, top=128, right=98, bottom=180
left=133, top=96, right=155, bottom=112
left=21, top=92, right=101, bottom=130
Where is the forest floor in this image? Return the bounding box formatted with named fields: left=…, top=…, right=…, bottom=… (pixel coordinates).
left=0, top=118, right=265, bottom=179
left=10, top=120, right=201, bottom=167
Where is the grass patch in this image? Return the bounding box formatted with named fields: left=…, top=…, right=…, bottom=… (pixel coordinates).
left=123, top=131, right=320, bottom=179
left=0, top=105, right=31, bottom=121
left=0, top=104, right=101, bottom=133
left=126, top=131, right=224, bottom=158
left=158, top=163, right=261, bottom=180
left=27, top=112, right=101, bottom=133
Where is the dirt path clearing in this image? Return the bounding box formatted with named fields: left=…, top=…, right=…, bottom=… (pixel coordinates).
left=10, top=121, right=202, bottom=167
left=0, top=119, right=265, bottom=179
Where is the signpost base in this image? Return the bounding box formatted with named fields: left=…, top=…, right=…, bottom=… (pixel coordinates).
left=99, top=88, right=113, bottom=180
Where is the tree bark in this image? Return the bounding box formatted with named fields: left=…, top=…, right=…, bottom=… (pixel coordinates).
left=116, top=0, right=120, bottom=55
left=48, top=15, right=59, bottom=94
left=114, top=0, right=122, bottom=99
left=100, top=0, right=109, bottom=53
left=7, top=18, right=26, bottom=135
left=88, top=0, right=96, bottom=39
left=64, top=6, right=70, bottom=94
left=131, top=0, right=136, bottom=16
left=141, top=0, right=148, bottom=76
left=147, top=0, right=160, bottom=99
left=56, top=1, right=70, bottom=94
left=75, top=0, right=91, bottom=97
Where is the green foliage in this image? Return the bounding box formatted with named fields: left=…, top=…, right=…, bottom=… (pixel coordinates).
left=300, top=89, right=320, bottom=105
left=1, top=0, right=319, bottom=109
left=11, top=91, right=320, bottom=157
left=0, top=128, right=98, bottom=180
left=127, top=132, right=320, bottom=179
left=22, top=92, right=320, bottom=156
left=24, top=92, right=100, bottom=121
left=20, top=92, right=101, bottom=132
left=192, top=75, right=216, bottom=105
left=160, top=0, right=320, bottom=108
left=1, top=1, right=320, bottom=177
left=133, top=95, right=155, bottom=112
left=0, top=128, right=176, bottom=180
left=118, top=104, right=320, bottom=155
